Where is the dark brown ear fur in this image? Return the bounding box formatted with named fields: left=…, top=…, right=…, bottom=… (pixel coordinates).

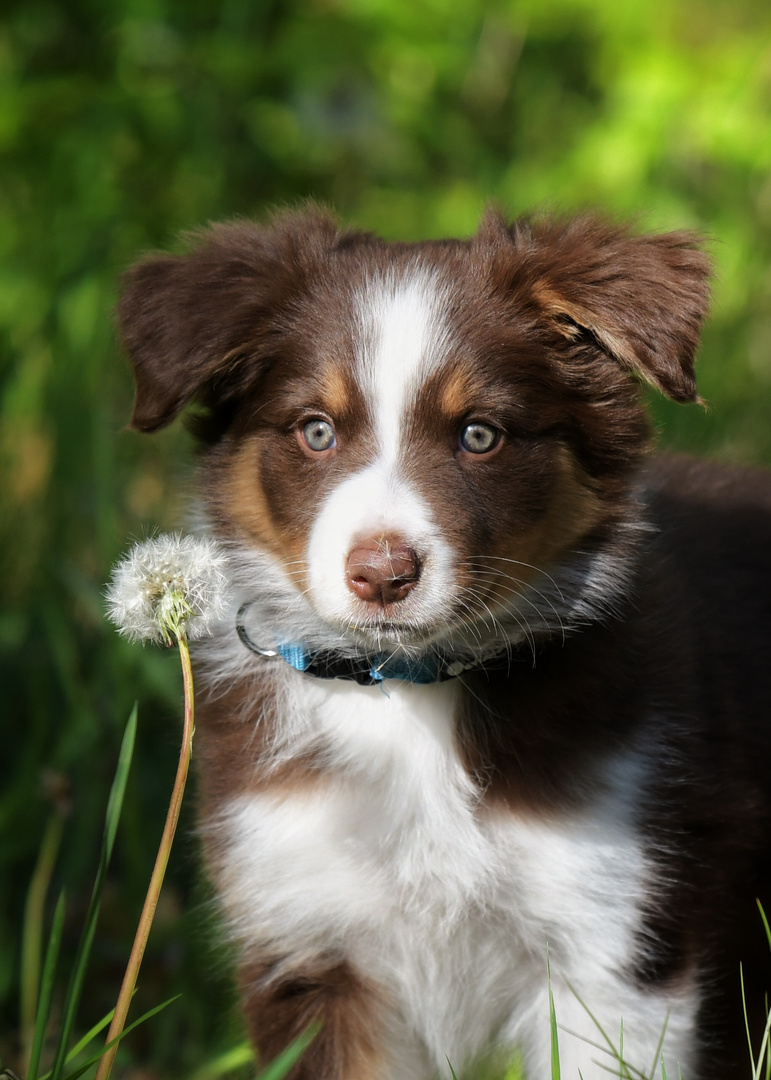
left=475, top=211, right=712, bottom=403
left=120, top=206, right=712, bottom=435
left=117, top=206, right=344, bottom=433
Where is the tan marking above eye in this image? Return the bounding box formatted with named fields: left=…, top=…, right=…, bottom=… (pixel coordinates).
left=438, top=367, right=475, bottom=418
left=319, top=365, right=351, bottom=418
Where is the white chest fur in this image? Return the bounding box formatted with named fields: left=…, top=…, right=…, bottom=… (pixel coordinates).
left=213, top=672, right=699, bottom=1079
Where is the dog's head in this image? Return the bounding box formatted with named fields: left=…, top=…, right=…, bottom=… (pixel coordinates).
left=118, top=208, right=710, bottom=657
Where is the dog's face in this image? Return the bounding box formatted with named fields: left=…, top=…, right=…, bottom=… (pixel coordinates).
left=118, top=209, right=710, bottom=652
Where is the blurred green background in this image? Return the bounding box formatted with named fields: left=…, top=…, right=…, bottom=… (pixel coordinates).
left=1, top=0, right=771, bottom=1076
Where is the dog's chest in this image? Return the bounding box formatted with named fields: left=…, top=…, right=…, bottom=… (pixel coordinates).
left=214, top=672, right=653, bottom=1055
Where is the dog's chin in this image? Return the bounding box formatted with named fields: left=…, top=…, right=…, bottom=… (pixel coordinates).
left=339, top=616, right=440, bottom=651
left=315, top=597, right=454, bottom=652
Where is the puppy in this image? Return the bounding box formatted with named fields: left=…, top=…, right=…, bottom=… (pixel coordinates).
left=118, top=208, right=771, bottom=1080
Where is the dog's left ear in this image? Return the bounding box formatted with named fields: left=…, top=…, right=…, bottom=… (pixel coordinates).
left=480, top=213, right=712, bottom=403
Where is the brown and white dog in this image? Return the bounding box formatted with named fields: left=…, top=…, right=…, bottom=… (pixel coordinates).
left=118, top=208, right=771, bottom=1080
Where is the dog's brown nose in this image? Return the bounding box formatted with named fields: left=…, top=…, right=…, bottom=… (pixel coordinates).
left=346, top=538, right=421, bottom=606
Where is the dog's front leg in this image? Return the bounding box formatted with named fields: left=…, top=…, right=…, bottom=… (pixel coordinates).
left=238, top=955, right=428, bottom=1080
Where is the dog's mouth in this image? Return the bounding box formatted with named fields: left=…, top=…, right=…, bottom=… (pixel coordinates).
left=328, top=569, right=511, bottom=651
left=342, top=614, right=439, bottom=648
left=342, top=603, right=509, bottom=653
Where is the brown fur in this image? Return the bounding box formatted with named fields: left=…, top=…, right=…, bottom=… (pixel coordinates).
left=238, top=958, right=385, bottom=1080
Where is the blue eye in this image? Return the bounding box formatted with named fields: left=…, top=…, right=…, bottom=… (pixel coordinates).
left=302, top=419, right=336, bottom=452
left=460, top=422, right=499, bottom=454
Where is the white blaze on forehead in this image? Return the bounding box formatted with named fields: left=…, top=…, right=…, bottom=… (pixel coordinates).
left=354, top=268, right=452, bottom=460
left=304, top=268, right=456, bottom=632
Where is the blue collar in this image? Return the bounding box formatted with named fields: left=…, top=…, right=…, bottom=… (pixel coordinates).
left=273, top=641, right=451, bottom=685
left=236, top=605, right=481, bottom=685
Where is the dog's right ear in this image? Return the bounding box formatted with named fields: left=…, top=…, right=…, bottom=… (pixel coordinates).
left=118, top=208, right=341, bottom=433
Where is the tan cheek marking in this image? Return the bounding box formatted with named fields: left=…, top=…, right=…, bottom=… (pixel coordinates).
left=218, top=437, right=308, bottom=582
left=480, top=445, right=605, bottom=605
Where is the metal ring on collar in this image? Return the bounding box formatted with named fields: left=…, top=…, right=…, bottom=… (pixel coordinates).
left=236, top=601, right=279, bottom=658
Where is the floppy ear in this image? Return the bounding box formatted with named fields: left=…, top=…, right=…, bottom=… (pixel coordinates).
left=480, top=213, right=712, bottom=403
left=117, top=207, right=342, bottom=433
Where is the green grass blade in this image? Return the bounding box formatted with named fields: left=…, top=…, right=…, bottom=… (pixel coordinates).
left=256, top=1023, right=320, bottom=1080
left=190, top=1042, right=255, bottom=1080
left=756, top=903, right=771, bottom=1080
left=503, top=1051, right=525, bottom=1080
left=741, top=962, right=756, bottom=1073
left=22, top=812, right=65, bottom=1072
left=751, top=1006, right=771, bottom=1080
left=646, top=1010, right=670, bottom=1080
left=36, top=991, right=134, bottom=1078
left=58, top=997, right=180, bottom=1080
left=446, top=1059, right=459, bottom=1080
left=62, top=1006, right=118, bottom=1066
left=758, top=901, right=771, bottom=955
left=103, top=706, right=138, bottom=857
left=48, top=706, right=137, bottom=1080
left=562, top=981, right=640, bottom=1079
left=547, top=948, right=561, bottom=1080
left=27, top=891, right=66, bottom=1080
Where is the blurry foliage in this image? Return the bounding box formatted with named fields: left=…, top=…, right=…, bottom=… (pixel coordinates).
left=1, top=0, right=771, bottom=1075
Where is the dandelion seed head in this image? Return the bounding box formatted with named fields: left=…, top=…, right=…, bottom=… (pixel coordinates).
left=106, top=534, right=230, bottom=644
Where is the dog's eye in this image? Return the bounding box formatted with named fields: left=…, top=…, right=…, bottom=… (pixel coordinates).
left=459, top=422, right=499, bottom=455
left=302, top=419, right=336, bottom=452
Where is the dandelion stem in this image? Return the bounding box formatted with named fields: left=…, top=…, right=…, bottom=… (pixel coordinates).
left=95, top=634, right=195, bottom=1080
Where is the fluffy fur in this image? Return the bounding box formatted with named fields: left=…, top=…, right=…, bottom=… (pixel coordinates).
left=118, top=207, right=771, bottom=1079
